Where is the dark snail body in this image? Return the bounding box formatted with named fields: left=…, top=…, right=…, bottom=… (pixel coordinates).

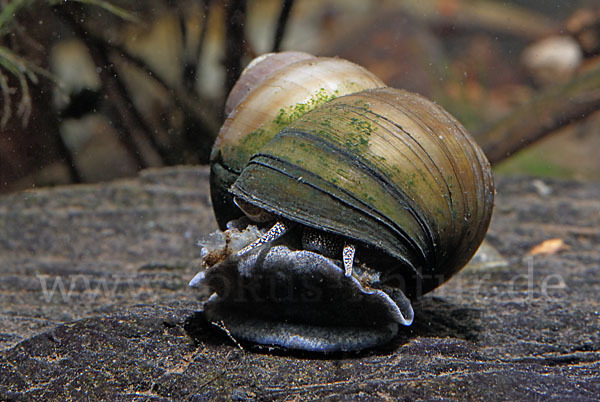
left=190, top=52, right=494, bottom=352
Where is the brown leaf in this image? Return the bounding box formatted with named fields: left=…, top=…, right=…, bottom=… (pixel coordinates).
left=527, top=238, right=569, bottom=256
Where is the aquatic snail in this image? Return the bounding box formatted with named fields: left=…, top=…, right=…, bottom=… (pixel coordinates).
left=189, top=52, right=495, bottom=352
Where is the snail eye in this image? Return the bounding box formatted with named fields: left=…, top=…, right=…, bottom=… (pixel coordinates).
left=301, top=228, right=356, bottom=277
left=301, top=227, right=343, bottom=258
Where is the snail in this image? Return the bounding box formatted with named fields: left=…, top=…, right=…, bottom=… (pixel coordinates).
left=190, top=52, right=494, bottom=352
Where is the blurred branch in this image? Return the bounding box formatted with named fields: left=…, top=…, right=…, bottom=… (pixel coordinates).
left=54, top=6, right=150, bottom=168
left=0, top=45, right=38, bottom=126
left=0, top=70, right=11, bottom=126
left=477, top=62, right=600, bottom=165
left=223, top=0, right=246, bottom=97
left=272, top=0, right=294, bottom=52
left=56, top=0, right=140, bottom=23
left=53, top=1, right=222, bottom=165
left=181, top=0, right=211, bottom=94
left=108, top=39, right=221, bottom=135
left=58, top=2, right=220, bottom=135
left=0, top=0, right=34, bottom=36
left=53, top=114, right=83, bottom=183
left=0, top=0, right=134, bottom=128
left=399, top=0, right=556, bottom=39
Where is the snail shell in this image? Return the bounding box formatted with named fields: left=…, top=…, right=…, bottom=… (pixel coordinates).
left=223, top=51, right=315, bottom=117
left=192, top=53, right=494, bottom=352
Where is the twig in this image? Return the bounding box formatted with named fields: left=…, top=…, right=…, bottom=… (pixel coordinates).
left=54, top=117, right=83, bottom=184
left=198, top=368, right=228, bottom=389
left=212, top=320, right=244, bottom=350
left=477, top=61, right=600, bottom=164
left=182, top=0, right=212, bottom=94
left=272, top=0, right=294, bottom=52
left=223, top=0, right=246, bottom=97
left=197, top=349, right=243, bottom=390
left=0, top=69, right=12, bottom=127
left=398, top=0, right=555, bottom=40
left=15, top=72, right=31, bottom=124
left=0, top=45, right=38, bottom=127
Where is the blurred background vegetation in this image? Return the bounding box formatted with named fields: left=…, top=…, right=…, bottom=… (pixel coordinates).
left=0, top=0, right=599, bottom=193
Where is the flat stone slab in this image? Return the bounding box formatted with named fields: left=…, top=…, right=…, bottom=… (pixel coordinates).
left=0, top=167, right=598, bottom=400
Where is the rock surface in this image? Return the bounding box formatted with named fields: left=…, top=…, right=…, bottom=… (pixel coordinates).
left=0, top=167, right=598, bottom=400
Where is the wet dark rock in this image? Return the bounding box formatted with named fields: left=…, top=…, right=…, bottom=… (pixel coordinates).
left=0, top=168, right=598, bottom=400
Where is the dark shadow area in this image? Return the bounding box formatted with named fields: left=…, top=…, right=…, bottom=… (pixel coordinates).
left=183, top=310, right=234, bottom=348
left=386, top=296, right=482, bottom=349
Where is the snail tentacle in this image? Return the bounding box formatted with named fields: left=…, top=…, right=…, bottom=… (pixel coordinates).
left=237, top=221, right=288, bottom=256
left=343, top=244, right=355, bottom=277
